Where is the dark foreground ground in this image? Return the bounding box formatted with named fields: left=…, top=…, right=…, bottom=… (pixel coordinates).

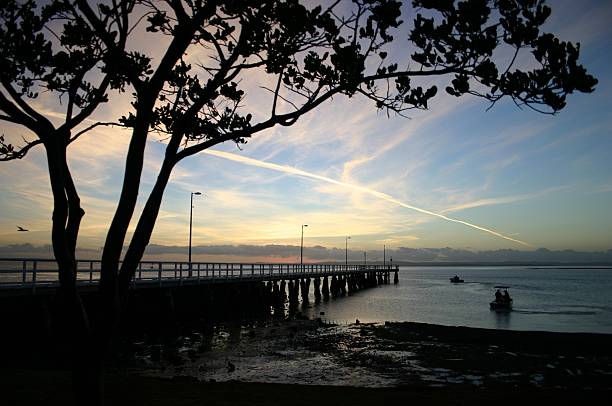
left=2, top=321, right=612, bottom=405
left=1, top=370, right=609, bottom=406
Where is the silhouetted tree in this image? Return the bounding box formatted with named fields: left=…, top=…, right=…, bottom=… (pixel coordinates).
left=0, top=0, right=598, bottom=404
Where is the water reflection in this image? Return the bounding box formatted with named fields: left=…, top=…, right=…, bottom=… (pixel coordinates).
left=492, top=310, right=512, bottom=329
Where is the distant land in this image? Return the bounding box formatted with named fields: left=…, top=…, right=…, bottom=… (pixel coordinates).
left=1, top=243, right=611, bottom=265
left=376, top=262, right=612, bottom=267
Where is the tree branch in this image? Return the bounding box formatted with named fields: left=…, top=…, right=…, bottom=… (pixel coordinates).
left=1, top=80, right=55, bottom=131
left=271, top=68, right=284, bottom=116
left=0, top=137, right=43, bottom=161
left=68, top=121, right=125, bottom=146
left=0, top=90, right=45, bottom=135
left=60, top=75, right=112, bottom=134
left=74, top=0, right=143, bottom=90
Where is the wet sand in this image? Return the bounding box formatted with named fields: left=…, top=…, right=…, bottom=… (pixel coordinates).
left=123, top=318, right=612, bottom=390
left=2, top=320, right=611, bottom=405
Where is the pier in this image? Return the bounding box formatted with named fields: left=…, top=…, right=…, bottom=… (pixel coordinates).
left=0, top=258, right=399, bottom=349
left=0, top=258, right=398, bottom=295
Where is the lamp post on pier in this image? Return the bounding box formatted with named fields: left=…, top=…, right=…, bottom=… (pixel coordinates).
left=345, top=236, right=351, bottom=266
left=189, top=191, right=202, bottom=276
left=300, top=224, right=308, bottom=266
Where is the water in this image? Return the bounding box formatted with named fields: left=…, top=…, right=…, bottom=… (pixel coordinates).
left=303, top=266, right=612, bottom=334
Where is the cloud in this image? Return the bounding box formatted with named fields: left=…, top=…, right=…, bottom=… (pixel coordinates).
left=592, top=182, right=612, bottom=194
left=441, top=186, right=567, bottom=214
left=546, top=0, right=612, bottom=46
left=203, top=149, right=531, bottom=246
left=3, top=243, right=610, bottom=264
left=0, top=243, right=99, bottom=258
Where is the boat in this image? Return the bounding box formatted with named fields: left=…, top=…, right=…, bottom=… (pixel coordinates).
left=449, top=275, right=464, bottom=283
left=490, top=285, right=513, bottom=311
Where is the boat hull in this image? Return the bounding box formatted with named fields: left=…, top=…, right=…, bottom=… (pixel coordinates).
left=490, top=301, right=513, bottom=311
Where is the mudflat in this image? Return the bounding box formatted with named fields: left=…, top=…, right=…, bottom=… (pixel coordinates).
left=2, top=321, right=611, bottom=405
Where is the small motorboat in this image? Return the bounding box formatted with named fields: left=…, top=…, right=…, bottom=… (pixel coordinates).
left=490, top=285, right=513, bottom=311
left=449, top=275, right=464, bottom=283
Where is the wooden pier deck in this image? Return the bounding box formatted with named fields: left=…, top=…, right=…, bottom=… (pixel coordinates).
left=0, top=258, right=398, bottom=296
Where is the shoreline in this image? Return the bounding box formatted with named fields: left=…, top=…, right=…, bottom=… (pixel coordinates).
left=381, top=320, right=612, bottom=350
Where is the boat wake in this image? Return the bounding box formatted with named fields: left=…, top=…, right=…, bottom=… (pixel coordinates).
left=513, top=309, right=597, bottom=316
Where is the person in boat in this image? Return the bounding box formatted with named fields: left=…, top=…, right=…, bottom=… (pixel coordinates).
left=503, top=289, right=511, bottom=303
left=495, top=289, right=502, bottom=303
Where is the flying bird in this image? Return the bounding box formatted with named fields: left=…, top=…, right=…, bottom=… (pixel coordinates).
left=17, top=226, right=29, bottom=232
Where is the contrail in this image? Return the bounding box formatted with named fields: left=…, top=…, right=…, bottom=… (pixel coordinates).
left=203, top=149, right=531, bottom=247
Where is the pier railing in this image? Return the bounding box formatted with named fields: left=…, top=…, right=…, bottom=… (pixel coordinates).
left=0, top=258, right=397, bottom=291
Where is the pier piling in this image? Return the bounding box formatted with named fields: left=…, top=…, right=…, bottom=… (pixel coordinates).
left=322, top=276, right=330, bottom=300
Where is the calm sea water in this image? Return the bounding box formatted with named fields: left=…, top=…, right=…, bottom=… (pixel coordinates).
left=303, top=266, right=612, bottom=334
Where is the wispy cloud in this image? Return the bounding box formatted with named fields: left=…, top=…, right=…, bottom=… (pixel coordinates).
left=441, top=186, right=568, bottom=214
left=203, top=149, right=531, bottom=246
left=546, top=0, right=612, bottom=46
left=592, top=181, right=612, bottom=194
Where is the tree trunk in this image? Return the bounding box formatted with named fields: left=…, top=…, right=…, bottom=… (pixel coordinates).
left=55, top=271, right=101, bottom=405
left=119, top=159, right=175, bottom=296
left=72, top=352, right=104, bottom=406
left=44, top=137, right=103, bottom=404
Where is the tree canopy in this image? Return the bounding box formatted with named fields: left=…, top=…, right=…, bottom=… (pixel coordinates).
left=2, top=0, right=597, bottom=161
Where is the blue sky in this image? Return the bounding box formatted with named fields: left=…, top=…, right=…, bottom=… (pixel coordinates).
left=1, top=0, right=611, bottom=261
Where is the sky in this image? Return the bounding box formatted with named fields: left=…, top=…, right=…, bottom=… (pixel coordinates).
left=1, top=0, right=611, bottom=263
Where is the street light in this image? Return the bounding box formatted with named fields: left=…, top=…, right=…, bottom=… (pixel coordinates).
left=383, top=244, right=386, bottom=267
left=189, top=191, right=202, bottom=274
left=345, top=236, right=351, bottom=266
left=363, top=251, right=367, bottom=265
left=300, top=224, right=308, bottom=265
